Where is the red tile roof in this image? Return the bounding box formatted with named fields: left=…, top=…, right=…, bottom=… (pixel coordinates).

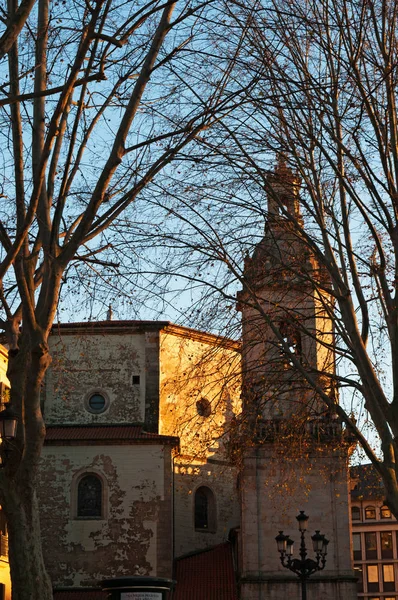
left=45, top=424, right=179, bottom=446
left=173, top=542, right=238, bottom=600
left=52, top=545, right=236, bottom=600
left=53, top=590, right=106, bottom=600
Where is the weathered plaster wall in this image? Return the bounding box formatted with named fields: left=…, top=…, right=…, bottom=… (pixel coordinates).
left=159, top=329, right=241, bottom=557
left=44, top=332, right=146, bottom=425
left=173, top=459, right=240, bottom=557
left=40, top=324, right=243, bottom=581
left=38, top=443, right=173, bottom=586
left=159, top=329, right=241, bottom=458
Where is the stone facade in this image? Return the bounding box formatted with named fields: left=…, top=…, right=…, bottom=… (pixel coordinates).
left=237, top=160, right=357, bottom=600
left=2, top=163, right=363, bottom=600
left=37, top=321, right=242, bottom=590
left=159, top=326, right=241, bottom=557
left=43, top=323, right=149, bottom=426
left=240, top=447, right=355, bottom=599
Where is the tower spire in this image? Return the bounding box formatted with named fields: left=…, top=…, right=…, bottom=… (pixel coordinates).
left=266, top=155, right=302, bottom=226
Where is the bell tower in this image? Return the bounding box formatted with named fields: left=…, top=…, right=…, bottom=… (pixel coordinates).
left=236, top=159, right=357, bottom=600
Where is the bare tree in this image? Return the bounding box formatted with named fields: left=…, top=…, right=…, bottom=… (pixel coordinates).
left=0, top=1, right=252, bottom=598
left=0, top=0, right=37, bottom=60
left=118, top=0, right=398, bottom=517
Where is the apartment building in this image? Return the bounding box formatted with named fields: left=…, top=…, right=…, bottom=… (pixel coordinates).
left=351, top=464, right=398, bottom=600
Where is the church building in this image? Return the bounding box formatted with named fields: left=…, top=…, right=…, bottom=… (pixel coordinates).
left=37, top=320, right=241, bottom=594
left=1, top=161, right=358, bottom=599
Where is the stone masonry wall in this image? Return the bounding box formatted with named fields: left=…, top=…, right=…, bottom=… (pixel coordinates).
left=159, top=328, right=241, bottom=558
left=159, top=328, right=241, bottom=460
left=240, top=446, right=357, bottom=600
left=173, top=459, right=239, bottom=557
left=44, top=331, right=146, bottom=425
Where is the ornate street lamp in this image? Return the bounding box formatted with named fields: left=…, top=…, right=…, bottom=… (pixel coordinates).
left=0, top=404, right=18, bottom=440
left=275, top=511, right=329, bottom=600
left=0, top=404, right=18, bottom=467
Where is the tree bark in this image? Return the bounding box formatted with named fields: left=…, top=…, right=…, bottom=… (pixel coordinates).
left=1, top=331, right=53, bottom=600
left=4, top=483, right=52, bottom=600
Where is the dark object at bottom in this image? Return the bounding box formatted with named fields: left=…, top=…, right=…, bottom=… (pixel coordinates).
left=101, top=577, right=175, bottom=600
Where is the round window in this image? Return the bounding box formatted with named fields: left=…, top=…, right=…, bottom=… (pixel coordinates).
left=196, top=398, right=211, bottom=418
left=88, top=393, right=107, bottom=414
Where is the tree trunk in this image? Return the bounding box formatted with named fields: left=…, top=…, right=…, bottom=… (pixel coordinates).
left=4, top=482, right=52, bottom=600
left=1, top=333, right=53, bottom=600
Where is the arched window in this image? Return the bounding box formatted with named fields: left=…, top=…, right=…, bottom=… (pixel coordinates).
left=351, top=506, right=361, bottom=521
left=279, top=321, right=302, bottom=365
left=365, top=505, right=376, bottom=520
left=196, top=398, right=211, bottom=418
left=381, top=505, right=392, bottom=519
left=77, top=474, right=103, bottom=518
left=194, top=486, right=216, bottom=532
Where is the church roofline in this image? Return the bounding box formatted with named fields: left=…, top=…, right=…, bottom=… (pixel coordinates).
left=50, top=320, right=241, bottom=351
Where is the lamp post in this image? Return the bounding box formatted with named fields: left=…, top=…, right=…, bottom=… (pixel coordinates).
left=0, top=403, right=18, bottom=466
left=275, top=511, right=329, bottom=600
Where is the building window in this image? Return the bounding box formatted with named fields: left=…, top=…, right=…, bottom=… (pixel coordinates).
left=194, top=486, right=216, bottom=531
left=365, top=505, right=376, bottom=520
left=351, top=506, right=361, bottom=520
left=77, top=474, right=103, bottom=518
left=381, top=505, right=392, bottom=519
left=365, top=532, right=377, bottom=559
left=196, top=398, right=211, bottom=418
left=383, top=564, right=395, bottom=592
left=354, top=564, right=363, bottom=593
left=0, top=508, right=7, bottom=562
left=279, top=321, right=302, bottom=365
left=0, top=383, right=10, bottom=409
left=84, top=390, right=109, bottom=414
left=381, top=531, right=393, bottom=559
left=353, top=532, right=362, bottom=560
left=132, top=375, right=140, bottom=385
left=88, top=393, right=106, bottom=413
left=367, top=564, right=379, bottom=593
